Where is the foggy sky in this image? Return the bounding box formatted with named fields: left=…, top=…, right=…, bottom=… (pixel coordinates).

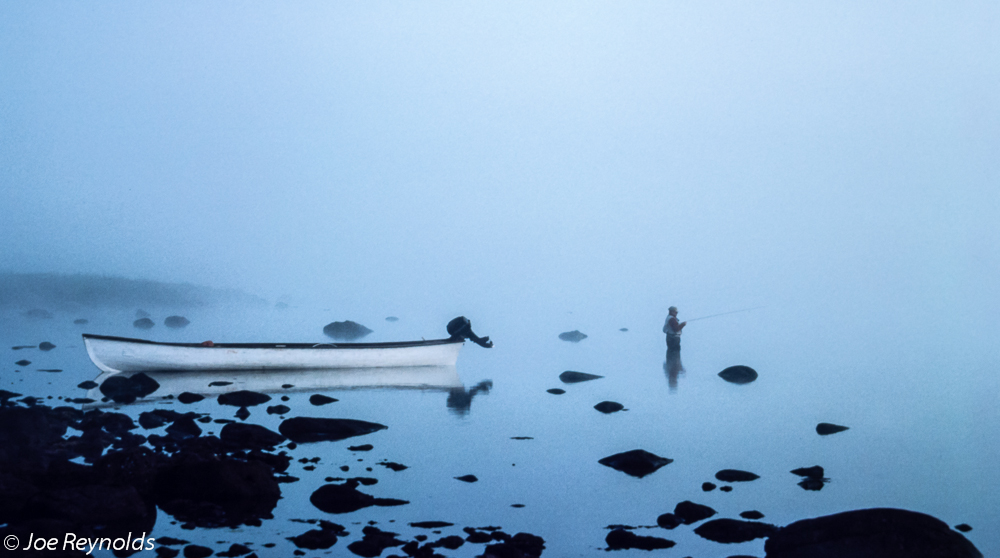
left=2, top=1, right=998, bottom=323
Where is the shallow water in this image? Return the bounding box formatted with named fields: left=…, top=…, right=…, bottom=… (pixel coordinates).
left=1, top=300, right=996, bottom=557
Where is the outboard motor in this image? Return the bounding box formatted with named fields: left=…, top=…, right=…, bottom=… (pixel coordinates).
left=447, top=316, right=493, bottom=348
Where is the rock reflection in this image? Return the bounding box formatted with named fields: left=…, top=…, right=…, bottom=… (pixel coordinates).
left=664, top=349, right=684, bottom=392
left=447, top=380, right=493, bottom=416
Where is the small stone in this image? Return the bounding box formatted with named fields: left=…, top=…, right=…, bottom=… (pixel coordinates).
left=546, top=388, right=565, bottom=395
left=741, top=510, right=765, bottom=520
left=77, top=380, right=99, bottom=389
left=674, top=501, right=717, bottom=524
left=606, top=529, right=675, bottom=550
left=15, top=360, right=31, bottom=366
left=558, top=330, right=587, bottom=342
left=558, top=371, right=603, bottom=383
left=816, top=422, right=849, bottom=435
left=955, top=523, right=972, bottom=532
left=791, top=466, right=825, bottom=478
left=455, top=475, right=478, bottom=483
left=323, top=320, right=373, bottom=340
left=702, top=482, right=717, bottom=491
left=656, top=513, right=682, bottom=529
left=594, top=401, right=624, bottom=414
left=309, top=394, right=338, bottom=406
left=694, top=519, right=777, bottom=543
left=716, top=469, right=760, bottom=482
left=164, top=315, right=191, bottom=328
left=718, top=365, right=758, bottom=384
left=598, top=449, right=672, bottom=478
left=218, top=390, right=271, bottom=407
left=177, top=392, right=205, bottom=404
left=267, top=405, right=291, bottom=415
left=235, top=407, right=251, bottom=420
left=720, top=486, right=733, bottom=492
left=348, top=444, right=374, bottom=451
left=38, top=341, right=56, bottom=351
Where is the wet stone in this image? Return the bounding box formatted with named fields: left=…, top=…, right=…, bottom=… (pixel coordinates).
left=656, top=513, right=682, bottom=529
left=956, top=523, right=972, bottom=532
left=378, top=461, right=408, bottom=472
left=267, top=405, right=291, bottom=415
left=455, top=475, right=478, bottom=483
left=594, top=401, right=624, bottom=414
left=38, top=342, right=56, bottom=351
left=546, top=388, right=565, bottom=394
left=598, top=449, right=672, bottom=478
left=716, top=469, right=760, bottom=482
left=558, top=371, right=603, bottom=384
left=216, top=543, right=252, bottom=557
left=310, top=482, right=408, bottom=514
left=674, top=501, right=717, bottom=525
left=410, top=521, right=454, bottom=529
left=606, top=528, right=675, bottom=551
left=558, top=330, right=588, bottom=342
left=718, top=365, right=758, bottom=384
left=220, top=423, right=286, bottom=449
left=235, top=407, right=250, bottom=420
left=702, top=482, right=717, bottom=492
left=816, top=422, right=849, bottom=435
left=348, top=444, right=374, bottom=451
left=309, top=394, right=338, bottom=406
left=77, top=381, right=98, bottom=389
left=322, top=320, right=373, bottom=341
left=740, top=510, right=765, bottom=520
left=279, top=417, right=388, bottom=443
left=720, top=486, right=733, bottom=492
left=15, top=360, right=31, bottom=366
left=694, top=518, right=777, bottom=543
left=99, top=373, right=160, bottom=404
left=178, top=392, right=205, bottom=404
left=218, top=390, right=271, bottom=407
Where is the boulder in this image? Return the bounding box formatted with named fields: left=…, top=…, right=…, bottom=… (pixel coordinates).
left=279, top=417, right=387, bottom=443
left=694, top=518, right=777, bottom=543
left=164, top=316, right=190, bottom=328
left=674, top=500, right=717, bottom=524
left=133, top=318, right=155, bottom=329
left=598, top=449, right=672, bottom=478
left=558, top=371, right=603, bottom=383
left=656, top=513, right=682, bottom=529
left=594, top=401, right=624, bottom=414
left=38, top=342, right=56, bottom=351
left=177, top=392, right=205, bottom=404
left=322, top=321, right=373, bottom=341
left=77, top=381, right=98, bottom=390
left=558, top=330, right=587, bottom=342
left=816, top=423, right=849, bottom=435
left=764, top=508, right=982, bottom=558
left=217, top=390, right=271, bottom=407
left=606, top=529, right=675, bottom=550
left=99, top=373, right=160, bottom=404
left=718, top=365, right=758, bottom=384
left=220, top=423, right=286, bottom=450
left=716, top=469, right=760, bottom=482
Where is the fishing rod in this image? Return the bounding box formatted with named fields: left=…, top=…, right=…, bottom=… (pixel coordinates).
left=685, top=306, right=765, bottom=322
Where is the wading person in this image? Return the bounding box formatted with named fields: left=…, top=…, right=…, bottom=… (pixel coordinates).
left=663, top=306, right=686, bottom=351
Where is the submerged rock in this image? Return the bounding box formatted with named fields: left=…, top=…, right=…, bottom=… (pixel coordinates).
left=38, top=342, right=56, bottom=351
left=674, top=501, right=717, bottom=524
left=558, top=330, right=587, bottom=342
left=133, top=317, right=155, bottom=329
left=558, top=371, right=603, bottom=384
left=718, top=365, right=758, bottom=384
left=606, top=529, right=675, bottom=550
left=454, top=475, right=478, bottom=483
left=279, top=417, right=387, bottom=443
left=164, top=316, right=190, bottom=328
left=594, top=401, right=625, bottom=414
left=322, top=321, right=373, bottom=341
left=217, top=390, right=271, bottom=407
left=309, top=394, right=338, bottom=406
left=598, top=449, right=672, bottom=478
left=177, top=392, right=205, bottom=404
left=816, top=422, right=849, bottom=435
left=15, top=360, right=30, bottom=367
left=694, top=518, right=777, bottom=543
left=764, top=508, right=982, bottom=558
left=385, top=316, right=399, bottom=322
left=99, top=373, right=160, bottom=404
left=619, top=328, right=628, bottom=332
left=220, top=423, right=286, bottom=450
left=715, top=469, right=760, bottom=482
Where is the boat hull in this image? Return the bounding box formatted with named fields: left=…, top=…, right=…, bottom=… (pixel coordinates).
left=83, top=334, right=464, bottom=374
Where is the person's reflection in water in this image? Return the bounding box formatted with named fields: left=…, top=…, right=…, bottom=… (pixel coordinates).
left=447, top=380, right=493, bottom=416
left=664, top=349, right=684, bottom=392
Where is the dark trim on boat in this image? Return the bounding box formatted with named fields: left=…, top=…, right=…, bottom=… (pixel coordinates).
left=82, top=333, right=462, bottom=349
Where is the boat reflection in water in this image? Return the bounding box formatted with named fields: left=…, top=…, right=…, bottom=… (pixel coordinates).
left=663, top=349, right=684, bottom=392
left=85, top=365, right=476, bottom=412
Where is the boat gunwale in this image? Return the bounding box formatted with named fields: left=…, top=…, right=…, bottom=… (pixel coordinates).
left=82, top=333, right=463, bottom=350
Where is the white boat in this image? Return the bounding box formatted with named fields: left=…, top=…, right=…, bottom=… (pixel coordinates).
left=83, top=334, right=465, bottom=374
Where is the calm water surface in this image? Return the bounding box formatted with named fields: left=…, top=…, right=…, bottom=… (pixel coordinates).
left=2, top=301, right=995, bottom=557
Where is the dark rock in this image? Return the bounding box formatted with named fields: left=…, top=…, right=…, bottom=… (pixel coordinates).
left=99, top=373, right=160, bottom=404
left=799, top=477, right=827, bottom=491
left=765, top=508, right=982, bottom=558
left=656, top=513, right=682, bottom=529
left=558, top=371, right=603, bottom=383
left=157, top=547, right=180, bottom=558
left=182, top=545, right=213, bottom=558
left=77, top=381, right=98, bottom=389
left=694, top=518, right=777, bottom=543
left=220, top=423, right=285, bottom=450
left=720, top=485, right=733, bottom=492
left=266, top=405, right=290, bottom=415
left=310, top=482, right=408, bottom=514
left=234, top=407, right=250, bottom=421
left=594, top=401, right=624, bottom=414
left=218, top=391, right=271, bottom=407
left=166, top=417, right=202, bottom=440
left=510, top=436, right=533, bottom=440
left=718, top=365, right=758, bottom=384
left=209, top=381, right=233, bottom=387
left=279, top=417, right=387, bottom=443
left=385, top=316, right=399, bottom=322
left=482, top=532, right=545, bottom=557
left=348, top=444, right=373, bottom=451
left=674, top=501, right=716, bottom=524
left=139, top=410, right=182, bottom=430
left=716, top=469, right=760, bottom=482
left=598, top=449, right=672, bottom=478
left=379, top=461, right=408, bottom=472
left=134, top=318, right=155, bottom=329
left=309, top=394, right=338, bottom=406
left=154, top=458, right=281, bottom=528
left=702, top=482, right=717, bottom=491
left=433, top=535, right=465, bottom=549
left=816, top=423, right=849, bottom=435
left=322, top=320, right=373, bottom=341
left=74, top=318, right=89, bottom=325
left=11, top=346, right=35, bottom=350
left=606, top=528, right=675, bottom=550
left=347, top=526, right=405, bottom=558
left=956, top=524, right=972, bottom=532
left=410, top=521, right=454, bottom=529
left=288, top=528, right=339, bottom=549
left=164, top=316, right=190, bottom=328
left=791, top=466, right=824, bottom=479
left=38, top=342, right=56, bottom=351
left=177, top=392, right=205, bottom=404
left=741, top=510, right=765, bottom=520
left=546, top=388, right=565, bottom=394
left=15, top=360, right=31, bottom=366
left=36, top=369, right=62, bottom=373
left=455, top=475, right=478, bottom=483
left=216, top=543, right=252, bottom=557
left=558, top=330, right=587, bottom=342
